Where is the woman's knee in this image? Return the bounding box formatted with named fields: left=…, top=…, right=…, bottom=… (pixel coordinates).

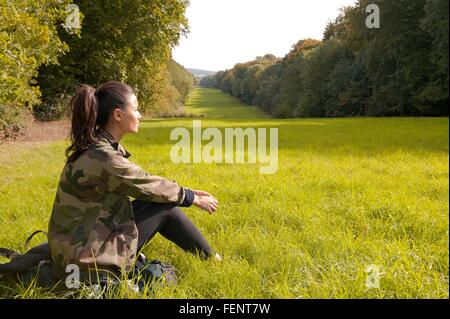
left=166, top=205, right=188, bottom=220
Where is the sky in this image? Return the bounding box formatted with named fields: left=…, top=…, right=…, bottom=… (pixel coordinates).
left=172, top=0, right=357, bottom=72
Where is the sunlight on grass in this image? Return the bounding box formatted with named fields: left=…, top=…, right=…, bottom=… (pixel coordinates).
left=0, top=88, right=448, bottom=298
left=182, top=87, right=270, bottom=119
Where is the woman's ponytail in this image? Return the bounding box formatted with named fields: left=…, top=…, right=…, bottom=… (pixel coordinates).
left=65, top=84, right=99, bottom=163
left=65, top=81, right=135, bottom=163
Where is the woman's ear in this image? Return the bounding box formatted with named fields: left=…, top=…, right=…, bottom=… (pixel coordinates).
left=112, top=107, right=124, bottom=122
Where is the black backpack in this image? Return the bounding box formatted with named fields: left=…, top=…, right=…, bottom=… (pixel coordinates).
left=0, top=230, right=54, bottom=288
left=1, top=231, right=178, bottom=293
left=131, top=253, right=178, bottom=290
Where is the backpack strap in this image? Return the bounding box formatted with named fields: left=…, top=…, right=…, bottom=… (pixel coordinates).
left=0, top=248, right=21, bottom=260
left=0, top=248, right=21, bottom=278
left=0, top=230, right=48, bottom=261
left=24, top=230, right=48, bottom=251
left=0, top=231, right=50, bottom=279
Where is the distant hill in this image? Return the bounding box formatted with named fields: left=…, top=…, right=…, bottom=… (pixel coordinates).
left=186, top=68, right=217, bottom=79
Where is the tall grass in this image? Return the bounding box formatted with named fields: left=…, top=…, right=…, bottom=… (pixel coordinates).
left=0, top=88, right=448, bottom=298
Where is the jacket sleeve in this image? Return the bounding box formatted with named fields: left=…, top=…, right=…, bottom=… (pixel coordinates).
left=100, top=152, right=194, bottom=206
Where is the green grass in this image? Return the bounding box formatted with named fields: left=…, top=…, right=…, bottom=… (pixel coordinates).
left=0, top=88, right=448, bottom=298
left=182, top=87, right=270, bottom=119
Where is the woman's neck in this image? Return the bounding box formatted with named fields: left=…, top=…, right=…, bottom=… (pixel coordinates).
left=103, top=125, right=124, bottom=142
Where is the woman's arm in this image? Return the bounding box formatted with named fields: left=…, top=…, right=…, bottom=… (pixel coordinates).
left=101, top=152, right=189, bottom=205
left=101, top=153, right=219, bottom=213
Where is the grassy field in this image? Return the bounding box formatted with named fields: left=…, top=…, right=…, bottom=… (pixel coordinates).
left=0, top=87, right=448, bottom=298
left=183, top=87, right=270, bottom=119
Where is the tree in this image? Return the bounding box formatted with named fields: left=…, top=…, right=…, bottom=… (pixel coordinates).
left=419, top=0, right=449, bottom=114
left=37, top=0, right=190, bottom=116
left=275, top=39, right=321, bottom=117
left=0, top=0, right=73, bottom=135
left=203, top=0, right=448, bottom=118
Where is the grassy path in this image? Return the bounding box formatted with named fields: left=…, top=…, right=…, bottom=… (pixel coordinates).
left=183, top=87, right=269, bottom=119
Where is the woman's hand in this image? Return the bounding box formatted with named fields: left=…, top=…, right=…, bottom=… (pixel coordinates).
left=192, top=190, right=219, bottom=214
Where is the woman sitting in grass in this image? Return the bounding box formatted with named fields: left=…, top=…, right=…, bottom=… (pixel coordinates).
left=48, top=81, right=221, bottom=282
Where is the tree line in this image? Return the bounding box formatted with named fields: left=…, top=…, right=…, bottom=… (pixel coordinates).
left=1, top=0, right=195, bottom=139
left=201, top=0, right=448, bottom=118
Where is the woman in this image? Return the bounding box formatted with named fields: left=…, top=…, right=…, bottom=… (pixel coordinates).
left=48, top=81, right=220, bottom=281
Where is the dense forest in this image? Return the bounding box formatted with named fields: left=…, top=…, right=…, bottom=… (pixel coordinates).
left=201, top=0, right=449, bottom=118
left=1, top=0, right=195, bottom=138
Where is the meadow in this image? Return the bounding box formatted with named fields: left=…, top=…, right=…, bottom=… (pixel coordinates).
left=0, top=88, right=448, bottom=298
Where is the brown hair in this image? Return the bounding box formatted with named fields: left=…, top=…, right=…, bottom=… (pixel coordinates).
left=65, top=81, right=135, bottom=163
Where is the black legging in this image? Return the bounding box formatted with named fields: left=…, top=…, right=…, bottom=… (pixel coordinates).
left=132, top=199, right=213, bottom=259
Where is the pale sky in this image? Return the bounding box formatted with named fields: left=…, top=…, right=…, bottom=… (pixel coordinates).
left=172, top=0, right=357, bottom=71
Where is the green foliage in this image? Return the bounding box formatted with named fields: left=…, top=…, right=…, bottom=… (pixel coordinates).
left=37, top=0, right=191, bottom=117
left=0, top=103, right=28, bottom=139
left=261, top=40, right=321, bottom=118
left=323, top=52, right=370, bottom=117
left=207, top=0, right=449, bottom=118
left=1, top=0, right=194, bottom=130
left=166, top=59, right=196, bottom=105
left=0, top=0, right=195, bottom=125
left=201, top=54, right=281, bottom=114
left=32, top=94, right=72, bottom=121
left=149, top=59, right=196, bottom=117
left=360, top=0, right=433, bottom=115
left=0, top=0, right=72, bottom=133
left=419, top=0, right=449, bottom=113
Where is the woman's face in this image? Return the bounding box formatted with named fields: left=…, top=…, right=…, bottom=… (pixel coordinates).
left=115, top=93, right=142, bottom=134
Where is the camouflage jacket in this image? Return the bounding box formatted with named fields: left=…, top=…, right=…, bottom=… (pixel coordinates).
left=48, top=128, right=193, bottom=277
